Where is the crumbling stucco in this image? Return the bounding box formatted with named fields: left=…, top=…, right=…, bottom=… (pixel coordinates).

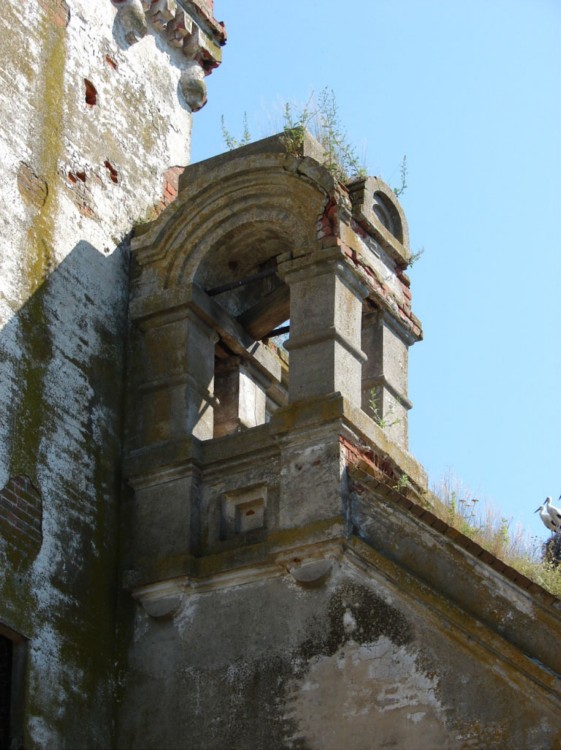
left=0, top=0, right=224, bottom=746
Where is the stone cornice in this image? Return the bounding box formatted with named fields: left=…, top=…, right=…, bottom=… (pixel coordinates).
left=112, top=0, right=226, bottom=110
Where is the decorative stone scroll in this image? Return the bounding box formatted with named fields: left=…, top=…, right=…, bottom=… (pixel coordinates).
left=112, top=0, right=226, bottom=110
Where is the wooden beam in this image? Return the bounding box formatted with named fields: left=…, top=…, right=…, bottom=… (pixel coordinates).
left=237, top=285, right=290, bottom=340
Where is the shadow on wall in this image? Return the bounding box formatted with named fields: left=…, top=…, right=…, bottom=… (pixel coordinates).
left=0, top=237, right=129, bottom=747
left=0, top=238, right=129, bottom=492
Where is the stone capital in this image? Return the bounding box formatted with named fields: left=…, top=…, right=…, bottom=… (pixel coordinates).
left=278, top=247, right=370, bottom=301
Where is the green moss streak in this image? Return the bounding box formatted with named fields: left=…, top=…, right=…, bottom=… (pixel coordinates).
left=9, top=14, right=67, bottom=479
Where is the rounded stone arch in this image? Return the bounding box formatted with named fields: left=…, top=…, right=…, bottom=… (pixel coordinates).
left=133, top=147, right=337, bottom=347
left=132, top=151, right=331, bottom=285
left=132, top=146, right=337, bottom=342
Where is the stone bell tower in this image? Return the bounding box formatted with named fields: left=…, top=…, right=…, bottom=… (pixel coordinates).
left=116, top=132, right=561, bottom=750
left=118, top=130, right=427, bottom=740
left=121, top=130, right=423, bottom=582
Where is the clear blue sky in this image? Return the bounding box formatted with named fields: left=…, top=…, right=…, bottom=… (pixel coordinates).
left=192, top=0, right=561, bottom=543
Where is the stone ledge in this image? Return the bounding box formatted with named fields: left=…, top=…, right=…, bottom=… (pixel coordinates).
left=345, top=541, right=561, bottom=707
left=350, top=457, right=560, bottom=613
left=124, top=517, right=346, bottom=590
left=125, top=435, right=203, bottom=487
left=269, top=392, right=427, bottom=493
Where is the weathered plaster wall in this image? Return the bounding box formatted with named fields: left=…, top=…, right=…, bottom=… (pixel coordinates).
left=0, top=0, right=215, bottom=745
left=118, top=398, right=561, bottom=749
left=118, top=559, right=560, bottom=750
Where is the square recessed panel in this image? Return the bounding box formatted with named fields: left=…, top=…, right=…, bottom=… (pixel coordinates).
left=235, top=499, right=265, bottom=534
left=221, top=484, right=267, bottom=540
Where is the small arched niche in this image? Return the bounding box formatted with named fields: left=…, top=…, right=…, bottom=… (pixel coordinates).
left=372, top=191, right=403, bottom=243
left=347, top=176, right=410, bottom=265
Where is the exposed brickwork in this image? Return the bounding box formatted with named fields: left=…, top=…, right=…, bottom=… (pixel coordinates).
left=190, top=0, right=227, bottom=45
left=316, top=198, right=338, bottom=240
left=315, top=192, right=422, bottom=341
left=0, top=475, right=42, bottom=562
left=154, top=165, right=185, bottom=215
left=16, top=163, right=48, bottom=209
left=338, top=226, right=423, bottom=340
left=340, top=435, right=399, bottom=487
left=38, top=0, right=70, bottom=27
left=65, top=169, right=97, bottom=218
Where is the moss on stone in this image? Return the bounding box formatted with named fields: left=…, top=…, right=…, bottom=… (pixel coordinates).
left=9, top=9, right=67, bottom=479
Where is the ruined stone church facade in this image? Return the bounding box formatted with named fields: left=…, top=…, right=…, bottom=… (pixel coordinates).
left=1, top=3, right=560, bottom=749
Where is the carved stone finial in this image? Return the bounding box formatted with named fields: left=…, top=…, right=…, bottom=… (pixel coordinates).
left=180, top=63, right=207, bottom=111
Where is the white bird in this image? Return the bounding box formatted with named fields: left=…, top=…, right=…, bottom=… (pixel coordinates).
left=535, top=496, right=561, bottom=534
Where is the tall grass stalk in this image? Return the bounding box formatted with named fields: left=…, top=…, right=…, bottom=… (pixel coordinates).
left=430, top=471, right=561, bottom=597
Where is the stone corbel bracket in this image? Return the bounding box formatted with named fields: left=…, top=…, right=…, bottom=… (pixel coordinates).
left=287, top=558, right=336, bottom=588
left=112, top=0, right=226, bottom=111
left=133, top=580, right=184, bottom=620
left=131, top=553, right=340, bottom=618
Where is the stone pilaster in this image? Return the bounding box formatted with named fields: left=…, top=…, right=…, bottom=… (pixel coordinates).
left=131, top=303, right=219, bottom=446
left=280, top=250, right=369, bottom=408
left=213, top=356, right=268, bottom=437
left=361, top=310, right=412, bottom=449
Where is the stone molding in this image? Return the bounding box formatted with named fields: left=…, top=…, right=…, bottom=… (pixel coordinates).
left=112, top=0, right=226, bottom=111
left=130, top=544, right=344, bottom=608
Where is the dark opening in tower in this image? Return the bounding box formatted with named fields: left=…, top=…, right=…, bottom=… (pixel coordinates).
left=194, top=222, right=291, bottom=438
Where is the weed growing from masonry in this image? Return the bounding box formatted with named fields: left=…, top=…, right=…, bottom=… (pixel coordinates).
left=368, top=388, right=402, bottom=430
left=220, top=112, right=251, bottom=150
left=393, top=155, right=408, bottom=198
left=394, top=474, right=411, bottom=492
left=408, top=246, right=425, bottom=267
left=221, top=91, right=426, bottom=267
left=430, top=471, right=561, bottom=597
left=221, top=88, right=408, bottom=184
left=280, top=88, right=367, bottom=181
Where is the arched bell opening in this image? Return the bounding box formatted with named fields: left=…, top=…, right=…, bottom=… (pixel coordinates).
left=195, top=221, right=292, bottom=438
left=128, top=136, right=350, bottom=449
left=195, top=221, right=289, bottom=323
